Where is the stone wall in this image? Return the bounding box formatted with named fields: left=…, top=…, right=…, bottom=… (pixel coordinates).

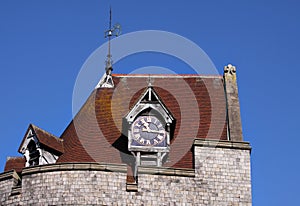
left=194, top=142, right=252, bottom=205
left=0, top=171, right=21, bottom=205
left=0, top=139, right=252, bottom=205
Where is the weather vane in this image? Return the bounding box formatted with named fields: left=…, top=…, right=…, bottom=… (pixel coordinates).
left=96, top=7, right=121, bottom=89
left=104, top=7, right=121, bottom=74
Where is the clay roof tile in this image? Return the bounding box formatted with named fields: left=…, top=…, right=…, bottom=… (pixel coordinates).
left=4, top=156, right=25, bottom=173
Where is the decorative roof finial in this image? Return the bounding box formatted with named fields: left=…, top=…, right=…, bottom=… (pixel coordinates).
left=96, top=7, right=121, bottom=89
left=224, top=64, right=236, bottom=75
left=148, top=75, right=153, bottom=87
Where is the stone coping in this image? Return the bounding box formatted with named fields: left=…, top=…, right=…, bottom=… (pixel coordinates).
left=0, top=170, right=20, bottom=181
left=21, top=162, right=128, bottom=176
left=0, top=163, right=196, bottom=179
left=194, top=138, right=251, bottom=151
left=138, top=166, right=195, bottom=177
left=19, top=163, right=195, bottom=178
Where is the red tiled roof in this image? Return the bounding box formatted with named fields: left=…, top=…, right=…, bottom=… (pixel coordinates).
left=4, top=157, right=25, bottom=173
left=32, top=124, right=64, bottom=154
left=58, top=75, right=227, bottom=169
left=18, top=124, right=64, bottom=154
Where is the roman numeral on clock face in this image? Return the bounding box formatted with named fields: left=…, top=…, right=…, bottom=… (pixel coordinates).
left=157, top=134, right=164, bottom=140
left=134, top=133, right=141, bottom=139
left=139, top=138, right=145, bottom=144
left=146, top=116, right=152, bottom=122
left=141, top=118, right=147, bottom=125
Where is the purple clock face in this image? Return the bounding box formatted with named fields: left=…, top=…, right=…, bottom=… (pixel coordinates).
left=131, top=116, right=166, bottom=146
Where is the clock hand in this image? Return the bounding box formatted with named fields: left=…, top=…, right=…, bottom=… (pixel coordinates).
left=142, top=128, right=164, bottom=134
left=142, top=122, right=150, bottom=130
left=150, top=130, right=164, bottom=134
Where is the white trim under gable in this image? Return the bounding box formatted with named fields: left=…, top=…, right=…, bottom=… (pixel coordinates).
left=19, top=126, right=59, bottom=167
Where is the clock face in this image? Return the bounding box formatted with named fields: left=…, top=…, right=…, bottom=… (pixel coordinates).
left=131, top=116, right=166, bottom=146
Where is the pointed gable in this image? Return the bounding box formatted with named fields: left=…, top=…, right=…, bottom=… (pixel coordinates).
left=18, top=124, right=64, bottom=155
left=125, top=84, right=174, bottom=124
left=17, top=124, right=63, bottom=167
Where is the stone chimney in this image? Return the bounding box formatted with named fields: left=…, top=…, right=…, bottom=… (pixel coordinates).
left=224, top=64, right=243, bottom=141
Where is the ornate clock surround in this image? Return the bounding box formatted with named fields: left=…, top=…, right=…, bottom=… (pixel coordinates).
left=124, top=85, right=174, bottom=168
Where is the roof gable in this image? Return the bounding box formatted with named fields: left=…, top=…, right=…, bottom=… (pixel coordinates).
left=18, top=124, right=64, bottom=154
left=125, top=85, right=174, bottom=124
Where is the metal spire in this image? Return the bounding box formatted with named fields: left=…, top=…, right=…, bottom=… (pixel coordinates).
left=148, top=75, right=152, bottom=87
left=104, top=7, right=121, bottom=75
left=96, top=7, right=121, bottom=89
left=105, top=7, right=113, bottom=73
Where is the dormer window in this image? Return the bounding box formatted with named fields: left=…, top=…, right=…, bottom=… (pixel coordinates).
left=18, top=124, right=64, bottom=167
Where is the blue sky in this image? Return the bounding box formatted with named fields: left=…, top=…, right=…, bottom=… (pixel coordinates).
left=1, top=0, right=300, bottom=205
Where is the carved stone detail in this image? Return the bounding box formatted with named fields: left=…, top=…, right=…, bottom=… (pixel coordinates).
left=224, top=64, right=236, bottom=75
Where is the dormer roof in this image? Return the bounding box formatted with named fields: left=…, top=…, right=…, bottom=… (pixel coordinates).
left=124, top=84, right=174, bottom=124
left=18, top=124, right=64, bottom=155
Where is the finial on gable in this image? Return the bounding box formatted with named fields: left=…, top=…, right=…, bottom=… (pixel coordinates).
left=147, top=75, right=153, bottom=88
